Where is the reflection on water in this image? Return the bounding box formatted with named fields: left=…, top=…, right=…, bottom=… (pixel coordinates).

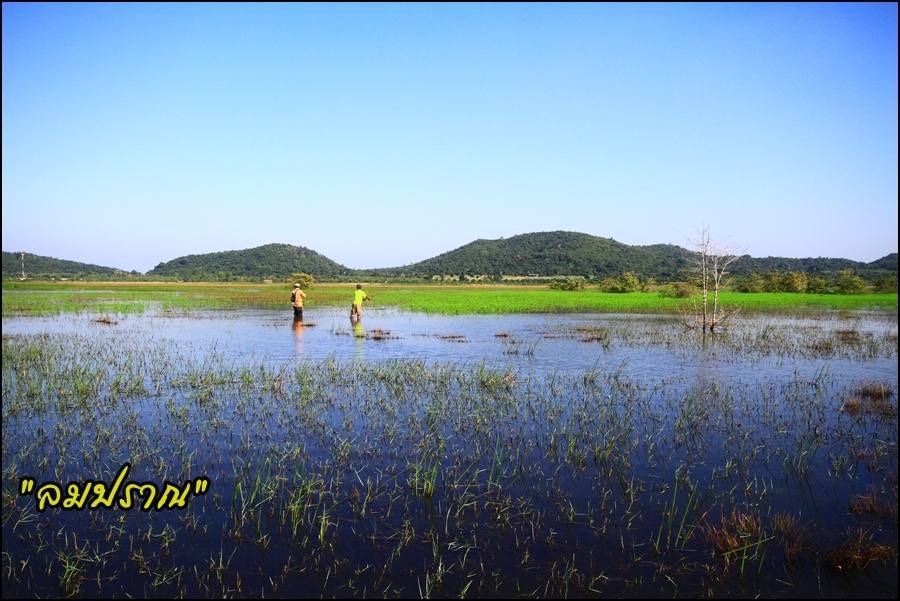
left=352, top=319, right=364, bottom=338
left=291, top=318, right=304, bottom=354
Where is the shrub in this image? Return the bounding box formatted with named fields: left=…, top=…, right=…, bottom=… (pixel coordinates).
left=549, top=277, right=585, bottom=291
left=658, top=282, right=697, bottom=298
left=596, top=277, right=621, bottom=292
left=834, top=269, right=865, bottom=294
left=873, top=274, right=898, bottom=293
left=289, top=272, right=316, bottom=288
left=737, top=272, right=767, bottom=293
left=764, top=272, right=784, bottom=292
left=781, top=272, right=808, bottom=293
left=597, top=272, right=640, bottom=293
left=806, top=275, right=829, bottom=294
left=618, top=272, right=640, bottom=292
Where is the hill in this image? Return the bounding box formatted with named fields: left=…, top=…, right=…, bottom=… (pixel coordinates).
left=6, top=235, right=897, bottom=283
left=2, top=251, right=130, bottom=279
left=732, top=255, right=862, bottom=275
left=363, top=231, right=697, bottom=280
left=148, top=243, right=351, bottom=280
left=363, top=232, right=897, bottom=281
left=733, top=253, right=898, bottom=278
left=867, top=253, right=898, bottom=272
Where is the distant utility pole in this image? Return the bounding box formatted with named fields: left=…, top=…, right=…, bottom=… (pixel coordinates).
left=20, top=251, right=26, bottom=280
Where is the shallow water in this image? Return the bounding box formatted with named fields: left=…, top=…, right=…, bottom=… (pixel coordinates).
left=3, top=307, right=897, bottom=386
left=2, top=309, right=897, bottom=598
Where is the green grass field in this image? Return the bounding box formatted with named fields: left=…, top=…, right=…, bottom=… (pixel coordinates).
left=1, top=281, right=897, bottom=316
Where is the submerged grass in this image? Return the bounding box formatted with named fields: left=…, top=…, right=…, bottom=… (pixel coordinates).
left=823, top=529, right=896, bottom=572
left=1, top=322, right=897, bottom=598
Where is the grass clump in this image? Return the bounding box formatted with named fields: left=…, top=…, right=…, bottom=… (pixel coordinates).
left=704, top=509, right=773, bottom=573
left=855, top=381, right=894, bottom=401
left=823, top=528, right=895, bottom=572
left=706, top=509, right=764, bottom=555
left=773, top=514, right=812, bottom=563
left=841, top=382, right=897, bottom=418
left=850, top=487, right=897, bottom=518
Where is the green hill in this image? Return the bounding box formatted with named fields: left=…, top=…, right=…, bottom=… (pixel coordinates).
left=731, top=253, right=897, bottom=279
left=363, top=231, right=896, bottom=281
left=148, top=243, right=351, bottom=280
left=363, top=231, right=697, bottom=279
left=867, top=253, right=898, bottom=272
left=733, top=255, right=862, bottom=275
left=7, top=235, right=896, bottom=283
left=2, top=251, right=130, bottom=279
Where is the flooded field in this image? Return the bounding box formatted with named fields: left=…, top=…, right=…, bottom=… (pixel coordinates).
left=2, top=308, right=897, bottom=598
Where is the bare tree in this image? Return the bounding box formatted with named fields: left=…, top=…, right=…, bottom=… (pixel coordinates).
left=687, top=228, right=740, bottom=332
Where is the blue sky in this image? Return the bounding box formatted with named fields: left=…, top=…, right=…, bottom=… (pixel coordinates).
left=2, top=3, right=897, bottom=272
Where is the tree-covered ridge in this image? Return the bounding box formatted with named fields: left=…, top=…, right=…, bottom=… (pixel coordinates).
left=1, top=251, right=130, bottom=279
left=866, top=253, right=898, bottom=272
left=364, top=231, right=697, bottom=279
left=4, top=235, right=896, bottom=282
left=147, top=243, right=351, bottom=280
left=733, top=255, right=862, bottom=275
left=367, top=231, right=895, bottom=280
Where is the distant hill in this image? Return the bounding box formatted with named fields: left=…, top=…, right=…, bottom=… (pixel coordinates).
left=5, top=235, right=896, bottom=282
left=734, top=253, right=897, bottom=277
left=866, top=253, right=898, bottom=272
left=360, top=231, right=897, bottom=280
left=363, top=231, right=697, bottom=279
left=733, top=255, right=861, bottom=275
left=148, top=243, right=351, bottom=280
left=2, top=251, right=130, bottom=279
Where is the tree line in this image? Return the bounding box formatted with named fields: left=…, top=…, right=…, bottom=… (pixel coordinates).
left=731, top=270, right=897, bottom=294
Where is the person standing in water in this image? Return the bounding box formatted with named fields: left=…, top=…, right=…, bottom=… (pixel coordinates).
left=291, top=283, right=307, bottom=321
left=350, top=284, right=369, bottom=323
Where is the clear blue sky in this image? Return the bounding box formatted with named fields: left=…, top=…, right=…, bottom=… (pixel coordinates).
left=3, top=3, right=897, bottom=272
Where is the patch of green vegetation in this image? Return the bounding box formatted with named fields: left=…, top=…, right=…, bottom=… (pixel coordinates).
left=2, top=281, right=897, bottom=317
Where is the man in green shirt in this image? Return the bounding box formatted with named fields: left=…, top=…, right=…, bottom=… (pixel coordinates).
left=350, top=284, right=369, bottom=322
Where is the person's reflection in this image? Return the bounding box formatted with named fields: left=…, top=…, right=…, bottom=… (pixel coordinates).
left=352, top=319, right=365, bottom=339
left=352, top=318, right=365, bottom=359
left=292, top=318, right=305, bottom=354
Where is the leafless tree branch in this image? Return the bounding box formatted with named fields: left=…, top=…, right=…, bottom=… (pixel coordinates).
left=688, top=226, right=741, bottom=332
